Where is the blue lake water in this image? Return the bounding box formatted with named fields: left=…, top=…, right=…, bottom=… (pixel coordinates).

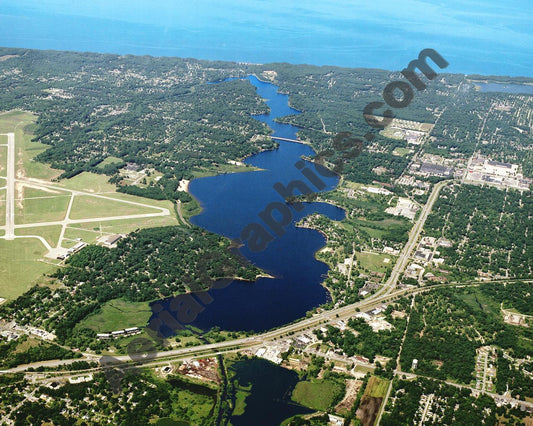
left=1, top=0, right=532, bottom=76
left=477, top=82, right=533, bottom=95
left=151, top=75, right=344, bottom=333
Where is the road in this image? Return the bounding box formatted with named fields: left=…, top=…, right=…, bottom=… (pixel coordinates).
left=0, top=282, right=472, bottom=375
left=3, top=133, right=15, bottom=240
left=380, top=180, right=448, bottom=295
left=0, top=173, right=171, bottom=253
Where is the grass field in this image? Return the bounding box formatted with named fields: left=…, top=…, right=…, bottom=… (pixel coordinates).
left=172, top=387, right=215, bottom=425
left=63, top=227, right=104, bottom=245
left=96, top=156, right=124, bottom=168
left=191, top=163, right=260, bottom=179
left=16, top=225, right=63, bottom=247
left=58, top=172, right=118, bottom=193
left=457, top=290, right=501, bottom=317
left=104, top=192, right=175, bottom=210
left=291, top=379, right=344, bottom=411
left=69, top=194, right=157, bottom=220
left=0, top=145, right=6, bottom=177
left=0, top=187, right=5, bottom=226
left=357, top=225, right=387, bottom=239
left=353, top=365, right=375, bottom=375
left=392, top=147, right=413, bottom=157
left=16, top=191, right=70, bottom=224
left=357, top=251, right=395, bottom=274
left=233, top=389, right=250, bottom=416
left=0, top=238, right=55, bottom=300
left=77, top=298, right=153, bottom=332
left=71, top=215, right=179, bottom=235
left=363, top=376, right=390, bottom=398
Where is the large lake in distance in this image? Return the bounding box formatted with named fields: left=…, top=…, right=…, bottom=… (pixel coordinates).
left=150, top=75, right=345, bottom=333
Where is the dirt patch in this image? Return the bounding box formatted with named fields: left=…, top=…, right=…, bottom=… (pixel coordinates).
left=336, top=379, right=363, bottom=414
left=15, top=182, right=24, bottom=210
left=0, top=55, right=19, bottom=62
left=356, top=396, right=383, bottom=426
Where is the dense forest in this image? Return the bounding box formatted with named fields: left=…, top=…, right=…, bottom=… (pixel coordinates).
left=424, top=185, right=532, bottom=280
left=0, top=47, right=275, bottom=198
left=400, top=286, right=533, bottom=383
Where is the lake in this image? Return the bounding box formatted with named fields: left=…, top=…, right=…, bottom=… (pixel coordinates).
left=150, top=75, right=344, bottom=333
left=1, top=0, right=532, bottom=76
left=228, top=357, right=313, bottom=426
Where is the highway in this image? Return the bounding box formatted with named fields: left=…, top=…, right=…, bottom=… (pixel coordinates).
left=0, top=282, right=480, bottom=374
left=373, top=180, right=449, bottom=297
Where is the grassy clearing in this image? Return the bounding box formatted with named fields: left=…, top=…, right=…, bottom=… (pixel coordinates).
left=392, top=147, right=413, bottom=156
left=72, top=215, right=178, bottom=235
left=354, top=365, right=375, bottom=375
left=16, top=192, right=70, bottom=224
left=191, top=163, right=260, bottom=179
left=96, top=156, right=124, bottom=168
left=16, top=225, right=62, bottom=247
left=0, top=145, right=6, bottom=177
left=0, top=187, right=5, bottom=226
left=233, top=389, right=249, bottom=416
left=358, top=226, right=387, bottom=239
left=457, top=290, right=501, bottom=317
left=172, top=386, right=215, bottom=425
left=357, top=251, right=395, bottom=274
left=363, top=376, right=389, bottom=398
left=69, top=194, right=158, bottom=220
left=291, top=379, right=344, bottom=411
left=104, top=192, right=175, bottom=210
left=77, top=298, right=152, bottom=332
left=63, top=227, right=103, bottom=245
left=0, top=239, right=54, bottom=300
left=58, top=172, right=117, bottom=193
left=10, top=112, right=62, bottom=181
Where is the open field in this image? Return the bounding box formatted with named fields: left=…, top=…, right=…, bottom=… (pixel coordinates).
left=357, top=252, right=395, bottom=274
left=0, top=238, right=55, bottom=300
left=63, top=227, right=106, bottom=245
left=96, top=156, right=123, bottom=168
left=191, top=163, right=260, bottom=179
left=0, top=145, right=6, bottom=177
left=364, top=376, right=389, bottom=398
left=102, top=192, right=175, bottom=211
left=56, top=171, right=118, bottom=193
left=70, top=214, right=178, bottom=235
left=77, top=298, right=153, bottom=332
left=356, top=376, right=390, bottom=426
left=16, top=191, right=70, bottom=224
left=69, top=194, right=157, bottom=220
left=291, top=379, right=344, bottom=411
left=16, top=225, right=63, bottom=247
left=457, top=290, right=501, bottom=317
left=393, top=147, right=413, bottom=156
left=0, top=187, right=5, bottom=226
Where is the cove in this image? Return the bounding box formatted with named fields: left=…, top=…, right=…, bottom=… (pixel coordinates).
left=152, top=75, right=344, bottom=333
